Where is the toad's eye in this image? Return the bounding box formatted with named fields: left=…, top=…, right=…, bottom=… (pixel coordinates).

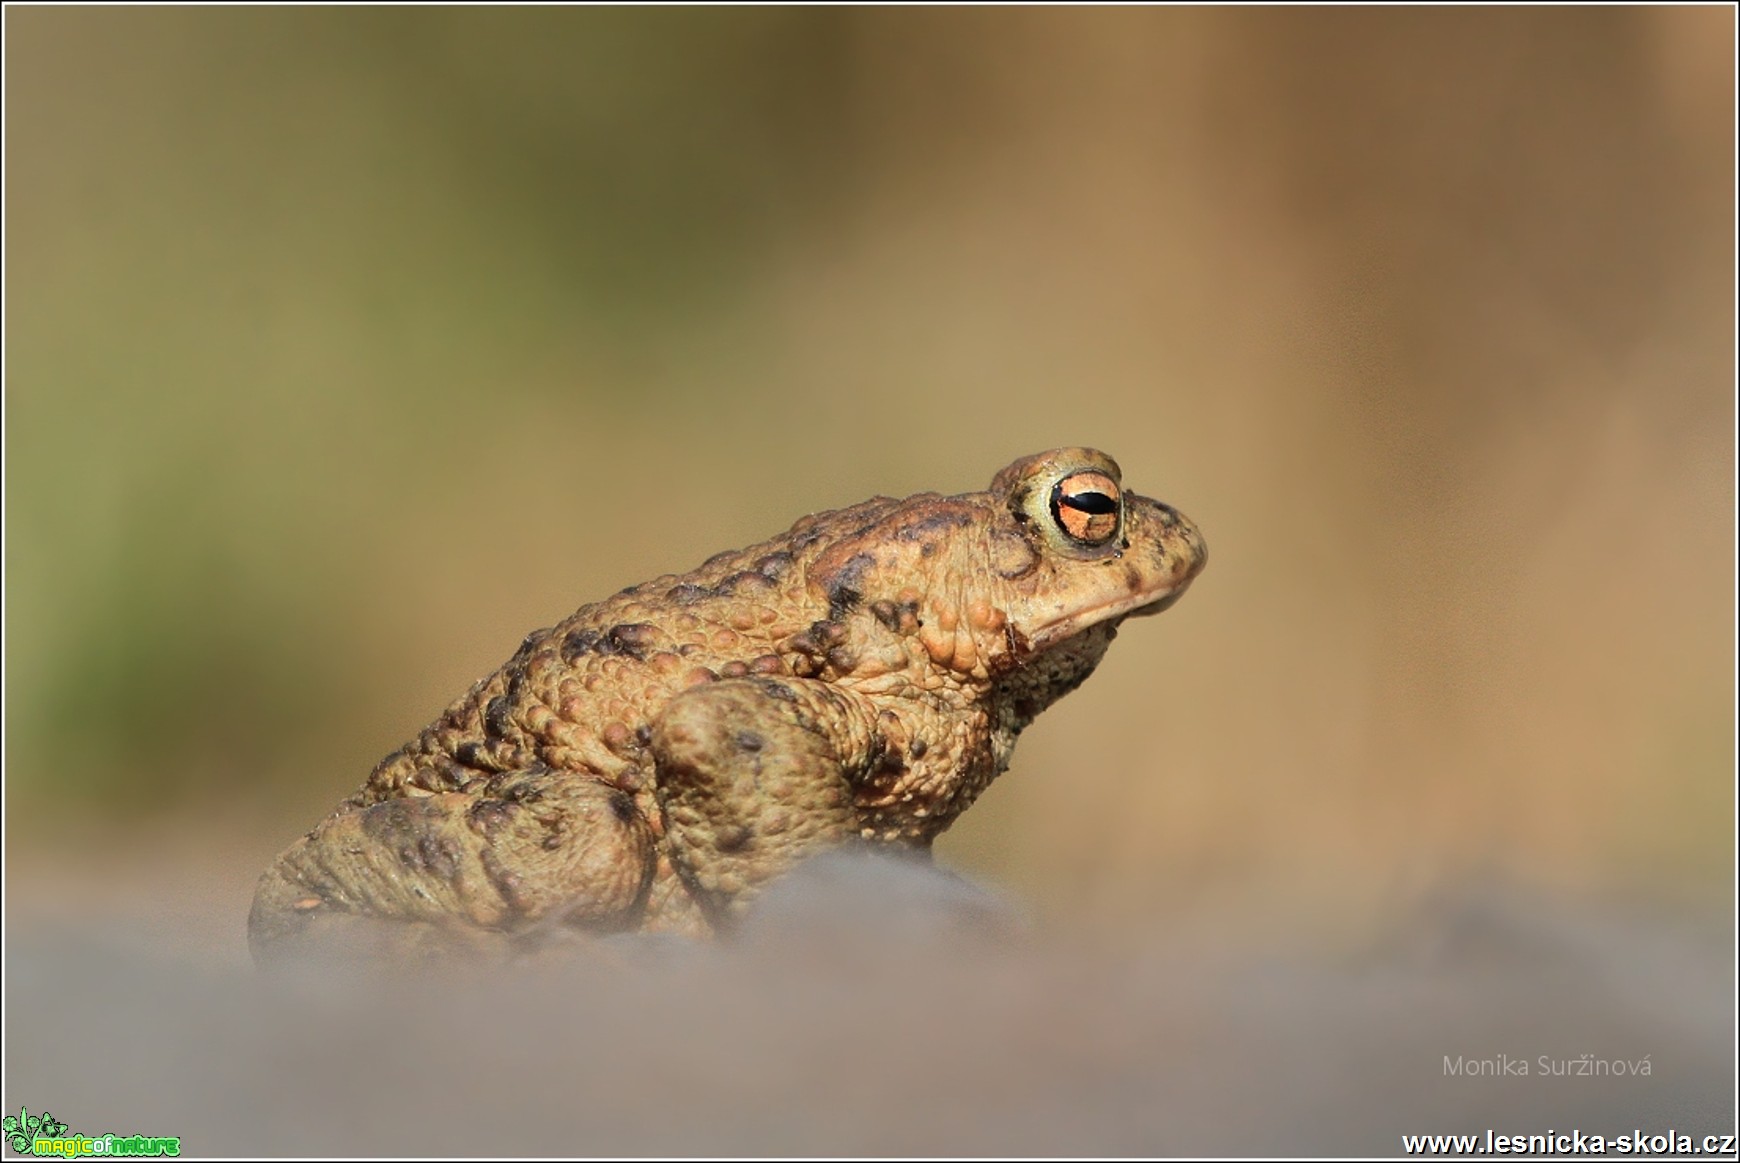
left=1050, top=471, right=1122, bottom=545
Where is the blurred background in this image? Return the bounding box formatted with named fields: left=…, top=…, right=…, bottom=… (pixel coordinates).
left=5, top=6, right=1733, bottom=1155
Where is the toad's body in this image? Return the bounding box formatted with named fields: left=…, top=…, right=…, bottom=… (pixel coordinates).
left=250, top=448, right=1206, bottom=960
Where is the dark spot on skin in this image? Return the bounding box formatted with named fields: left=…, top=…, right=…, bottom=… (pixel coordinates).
left=635, top=726, right=653, bottom=747
left=417, top=834, right=461, bottom=880
left=467, top=799, right=517, bottom=836
left=789, top=528, right=825, bottom=553
left=563, top=623, right=660, bottom=661
left=755, top=552, right=793, bottom=580
left=786, top=624, right=841, bottom=669
left=616, top=582, right=645, bottom=598
left=561, top=629, right=602, bottom=662
left=455, top=741, right=489, bottom=769
left=484, top=696, right=514, bottom=739
left=870, top=599, right=900, bottom=630
left=717, top=825, right=752, bottom=854
left=606, top=623, right=658, bottom=659
left=358, top=799, right=463, bottom=877
left=820, top=550, right=875, bottom=614
left=896, top=509, right=975, bottom=540
left=910, top=738, right=928, bottom=759
left=1124, top=564, right=1142, bottom=592
left=666, top=583, right=712, bottom=605
left=828, top=584, right=863, bottom=621
left=494, top=772, right=548, bottom=804
left=719, top=660, right=750, bottom=678
left=756, top=680, right=798, bottom=703
left=735, top=731, right=764, bottom=752
left=359, top=798, right=421, bottom=843
left=821, top=546, right=876, bottom=591
left=717, top=570, right=774, bottom=595
left=751, top=654, right=786, bottom=675
left=609, top=790, right=638, bottom=825
left=827, top=647, right=857, bottom=673
left=920, top=542, right=936, bottom=557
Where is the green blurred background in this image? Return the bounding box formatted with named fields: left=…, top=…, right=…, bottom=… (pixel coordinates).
left=6, top=7, right=1733, bottom=944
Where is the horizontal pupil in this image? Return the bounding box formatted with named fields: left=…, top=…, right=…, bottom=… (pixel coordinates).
left=1060, top=491, right=1117, bottom=515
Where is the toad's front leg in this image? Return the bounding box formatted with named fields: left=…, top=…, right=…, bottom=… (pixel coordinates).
left=652, top=676, right=890, bottom=930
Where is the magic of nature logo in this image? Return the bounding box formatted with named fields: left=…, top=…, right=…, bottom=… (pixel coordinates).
left=3, top=1108, right=179, bottom=1158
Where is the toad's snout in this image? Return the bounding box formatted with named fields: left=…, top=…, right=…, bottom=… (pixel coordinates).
left=1139, top=496, right=1207, bottom=575
left=1124, top=496, right=1207, bottom=617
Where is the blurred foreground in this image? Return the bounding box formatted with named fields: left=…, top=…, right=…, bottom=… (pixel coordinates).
left=6, top=853, right=1731, bottom=1156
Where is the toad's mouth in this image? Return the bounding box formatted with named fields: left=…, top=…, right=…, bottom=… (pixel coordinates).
left=1025, top=576, right=1199, bottom=653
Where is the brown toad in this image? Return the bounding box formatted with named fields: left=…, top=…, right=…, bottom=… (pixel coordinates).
left=249, top=448, right=1206, bottom=961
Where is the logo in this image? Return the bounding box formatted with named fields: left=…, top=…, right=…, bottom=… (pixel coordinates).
left=3, top=1108, right=180, bottom=1158
left=3, top=1112, right=66, bottom=1153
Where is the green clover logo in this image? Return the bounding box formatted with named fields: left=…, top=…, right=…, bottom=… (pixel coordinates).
left=4, top=1109, right=30, bottom=1153
left=4, top=1107, right=69, bottom=1150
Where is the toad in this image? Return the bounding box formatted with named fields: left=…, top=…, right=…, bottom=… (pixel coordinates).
left=249, top=448, right=1206, bottom=960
